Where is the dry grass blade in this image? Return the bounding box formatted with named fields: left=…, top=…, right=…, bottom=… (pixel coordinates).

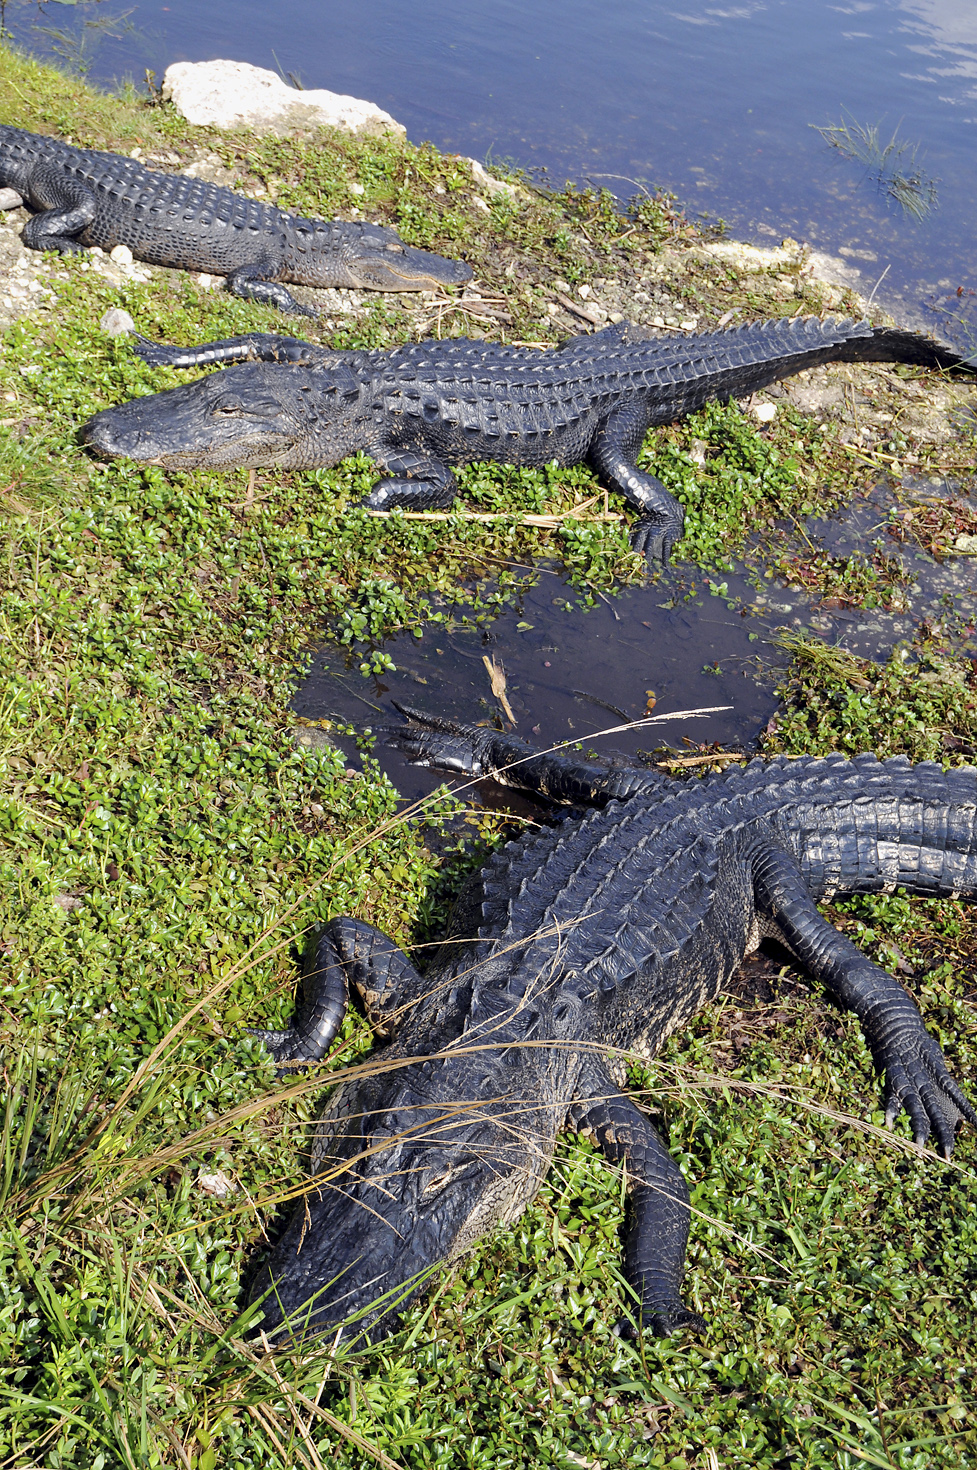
left=482, top=652, right=518, bottom=723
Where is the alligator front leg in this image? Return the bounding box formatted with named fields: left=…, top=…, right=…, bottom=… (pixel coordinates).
left=21, top=165, right=96, bottom=253
left=360, top=452, right=459, bottom=512
left=752, top=843, right=976, bottom=1154
left=569, top=1065, right=706, bottom=1337
left=588, top=402, right=685, bottom=565
left=385, top=703, right=670, bottom=804
left=132, top=332, right=336, bottom=369
left=225, top=260, right=319, bottom=318
left=250, top=915, right=420, bottom=1068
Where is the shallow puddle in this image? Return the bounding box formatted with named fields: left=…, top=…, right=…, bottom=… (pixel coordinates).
left=295, top=479, right=977, bottom=804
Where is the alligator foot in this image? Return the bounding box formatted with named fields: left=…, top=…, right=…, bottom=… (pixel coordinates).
left=629, top=513, right=679, bottom=565
left=248, top=922, right=352, bottom=1071
left=570, top=1062, right=703, bottom=1336
left=361, top=454, right=459, bottom=512
left=249, top=916, right=421, bottom=1077
left=226, top=263, right=319, bottom=317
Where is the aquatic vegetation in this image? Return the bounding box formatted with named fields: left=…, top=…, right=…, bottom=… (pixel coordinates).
left=812, top=110, right=938, bottom=221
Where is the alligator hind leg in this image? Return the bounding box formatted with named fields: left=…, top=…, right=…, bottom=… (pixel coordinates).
left=226, top=261, right=319, bottom=317
left=588, top=401, right=685, bottom=565
left=21, top=166, right=96, bottom=253
left=569, top=1063, right=706, bottom=1337
left=249, top=916, right=420, bottom=1069
left=752, top=843, right=976, bottom=1154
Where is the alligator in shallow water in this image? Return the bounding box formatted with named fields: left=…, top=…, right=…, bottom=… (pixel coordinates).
left=0, top=125, right=471, bottom=314
left=80, top=317, right=970, bottom=561
left=248, top=710, right=977, bottom=1341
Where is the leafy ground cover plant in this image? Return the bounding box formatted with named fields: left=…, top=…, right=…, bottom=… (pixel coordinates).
left=1, top=42, right=976, bottom=1470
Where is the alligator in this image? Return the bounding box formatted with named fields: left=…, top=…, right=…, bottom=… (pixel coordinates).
left=247, top=708, right=977, bottom=1342
left=80, top=316, right=971, bottom=561
left=0, top=124, right=471, bottom=315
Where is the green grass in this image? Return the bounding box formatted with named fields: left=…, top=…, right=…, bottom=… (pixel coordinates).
left=1, top=42, right=976, bottom=1470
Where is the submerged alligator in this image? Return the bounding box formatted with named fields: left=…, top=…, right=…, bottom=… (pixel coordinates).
left=0, top=125, right=471, bottom=314
left=81, top=317, right=970, bottom=561
left=248, top=710, right=977, bottom=1342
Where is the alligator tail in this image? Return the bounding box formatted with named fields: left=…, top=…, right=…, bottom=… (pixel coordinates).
left=840, top=326, right=974, bottom=371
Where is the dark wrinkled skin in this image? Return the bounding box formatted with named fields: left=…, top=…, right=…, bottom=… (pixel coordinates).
left=0, top=124, right=470, bottom=314
left=249, top=720, right=977, bottom=1345
left=81, top=316, right=971, bottom=562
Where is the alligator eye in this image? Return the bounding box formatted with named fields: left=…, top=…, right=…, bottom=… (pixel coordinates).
left=420, top=1167, right=454, bottom=1196
left=212, top=396, right=281, bottom=419
left=385, top=242, right=405, bottom=254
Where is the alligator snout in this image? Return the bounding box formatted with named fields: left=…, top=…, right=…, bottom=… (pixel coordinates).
left=80, top=406, right=162, bottom=461
left=349, top=242, right=473, bottom=292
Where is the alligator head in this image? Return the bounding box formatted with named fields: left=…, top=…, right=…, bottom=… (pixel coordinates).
left=250, top=1037, right=564, bottom=1343
left=80, top=360, right=363, bottom=471
left=287, top=219, right=473, bottom=292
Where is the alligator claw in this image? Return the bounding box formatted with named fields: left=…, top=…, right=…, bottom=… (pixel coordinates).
left=615, top=1302, right=707, bottom=1340
left=878, top=1022, right=976, bottom=1156
left=361, top=470, right=458, bottom=513
left=629, top=514, right=677, bottom=566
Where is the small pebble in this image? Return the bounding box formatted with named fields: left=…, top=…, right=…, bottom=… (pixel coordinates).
left=109, top=243, right=133, bottom=265
left=100, top=307, right=137, bottom=336
left=197, top=1171, right=236, bottom=1198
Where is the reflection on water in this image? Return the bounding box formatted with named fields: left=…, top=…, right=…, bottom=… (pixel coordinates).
left=8, top=0, right=977, bottom=346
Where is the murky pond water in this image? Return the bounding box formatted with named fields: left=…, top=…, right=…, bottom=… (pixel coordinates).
left=295, top=479, right=977, bottom=801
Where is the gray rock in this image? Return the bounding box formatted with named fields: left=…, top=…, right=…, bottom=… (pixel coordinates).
left=0, top=187, right=23, bottom=210
left=292, top=725, right=338, bottom=753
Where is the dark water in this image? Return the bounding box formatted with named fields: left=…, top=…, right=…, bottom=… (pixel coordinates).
left=295, top=484, right=977, bottom=802
left=295, top=566, right=782, bottom=803
left=11, top=0, right=977, bottom=345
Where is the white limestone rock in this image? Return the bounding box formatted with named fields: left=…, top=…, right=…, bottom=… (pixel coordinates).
left=0, top=187, right=23, bottom=211
left=162, top=60, right=405, bottom=137
left=463, top=158, right=525, bottom=201
left=99, top=307, right=137, bottom=336
left=698, top=239, right=801, bottom=272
